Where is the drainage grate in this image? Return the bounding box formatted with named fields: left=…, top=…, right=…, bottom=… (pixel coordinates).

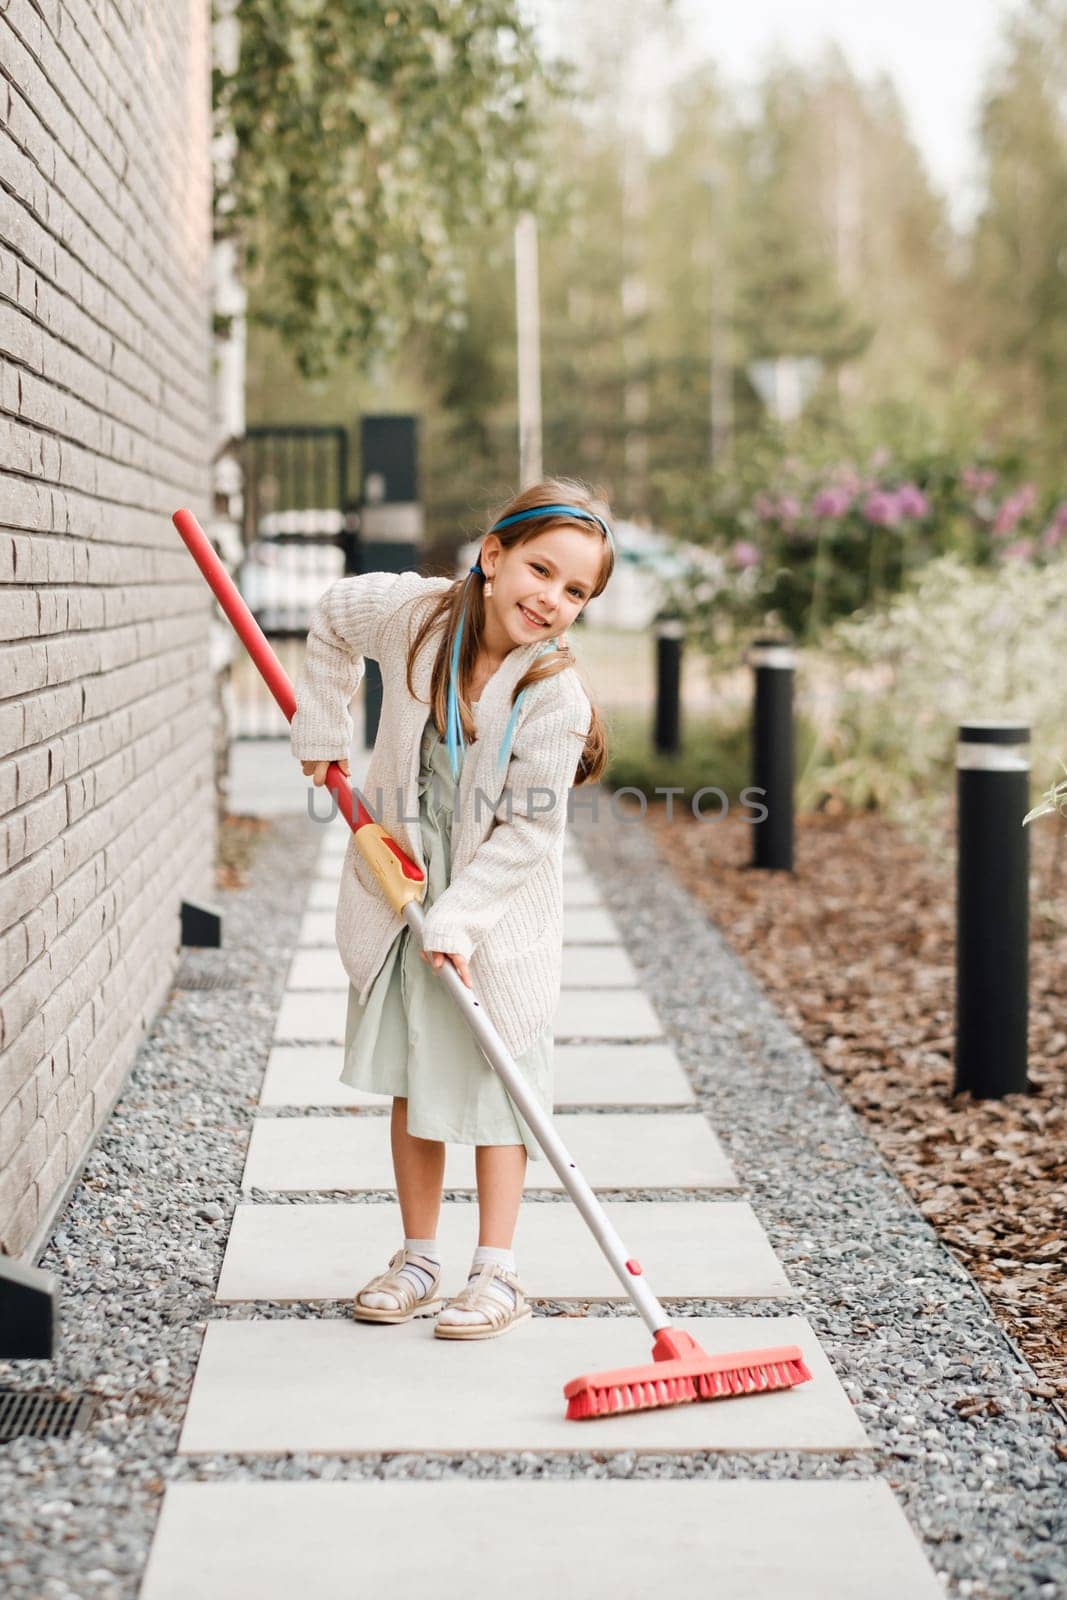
left=0, top=1388, right=98, bottom=1443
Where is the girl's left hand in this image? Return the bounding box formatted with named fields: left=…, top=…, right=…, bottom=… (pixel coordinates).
left=421, top=948, right=473, bottom=989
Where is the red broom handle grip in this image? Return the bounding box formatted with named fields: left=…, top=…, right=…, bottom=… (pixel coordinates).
left=171, top=508, right=423, bottom=892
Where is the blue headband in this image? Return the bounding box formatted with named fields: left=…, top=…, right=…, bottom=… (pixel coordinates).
left=488, top=504, right=615, bottom=547
left=445, top=502, right=613, bottom=781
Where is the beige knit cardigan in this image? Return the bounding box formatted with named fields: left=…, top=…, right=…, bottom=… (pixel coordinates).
left=290, top=569, right=594, bottom=1059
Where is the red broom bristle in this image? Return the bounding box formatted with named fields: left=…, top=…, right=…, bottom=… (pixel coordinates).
left=564, top=1340, right=814, bottom=1420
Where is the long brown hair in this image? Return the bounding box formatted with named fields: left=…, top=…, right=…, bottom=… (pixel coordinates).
left=402, top=476, right=614, bottom=786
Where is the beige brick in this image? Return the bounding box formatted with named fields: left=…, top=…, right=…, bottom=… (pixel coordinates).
left=0, top=952, right=52, bottom=1050
left=0, top=920, right=29, bottom=990
left=31, top=1050, right=62, bottom=1119
left=0, top=1009, right=43, bottom=1110
left=15, top=785, right=67, bottom=865
left=0, top=1075, right=36, bottom=1165
left=32, top=1129, right=70, bottom=1209
left=65, top=1093, right=96, bottom=1164
left=1, top=0, right=213, bottom=1245
left=2, top=1184, right=39, bottom=1258
left=4, top=1116, right=47, bottom=1207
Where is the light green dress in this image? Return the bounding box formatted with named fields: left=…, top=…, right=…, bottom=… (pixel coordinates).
left=341, top=699, right=553, bottom=1162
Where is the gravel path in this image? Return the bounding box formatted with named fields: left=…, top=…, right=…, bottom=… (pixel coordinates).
left=0, top=800, right=1062, bottom=1600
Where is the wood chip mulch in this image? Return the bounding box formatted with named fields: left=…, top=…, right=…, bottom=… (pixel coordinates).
left=643, top=801, right=1066, bottom=1409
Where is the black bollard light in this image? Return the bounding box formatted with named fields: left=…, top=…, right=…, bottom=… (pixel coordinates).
left=954, top=721, right=1030, bottom=1098
left=653, top=617, right=684, bottom=757
left=746, top=635, right=795, bottom=871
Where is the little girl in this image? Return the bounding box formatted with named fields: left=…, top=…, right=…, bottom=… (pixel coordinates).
left=291, top=477, right=614, bottom=1340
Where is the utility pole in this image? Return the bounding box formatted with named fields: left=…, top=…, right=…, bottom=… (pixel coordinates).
left=705, top=166, right=732, bottom=468
left=621, top=122, right=650, bottom=514
left=514, top=210, right=543, bottom=487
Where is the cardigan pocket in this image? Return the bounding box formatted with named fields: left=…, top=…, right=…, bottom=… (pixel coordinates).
left=480, top=853, right=561, bottom=962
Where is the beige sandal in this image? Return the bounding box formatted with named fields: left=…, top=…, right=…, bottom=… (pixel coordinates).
left=352, top=1247, right=444, bottom=1323
left=433, top=1261, right=533, bottom=1341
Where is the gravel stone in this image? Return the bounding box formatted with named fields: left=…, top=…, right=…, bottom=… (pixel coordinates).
left=0, top=806, right=1062, bottom=1599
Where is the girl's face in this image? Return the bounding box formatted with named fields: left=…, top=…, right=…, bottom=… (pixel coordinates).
left=481, top=525, right=603, bottom=657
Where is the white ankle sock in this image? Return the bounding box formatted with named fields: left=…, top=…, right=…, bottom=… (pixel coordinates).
left=359, top=1238, right=440, bottom=1311
left=438, top=1244, right=517, bottom=1326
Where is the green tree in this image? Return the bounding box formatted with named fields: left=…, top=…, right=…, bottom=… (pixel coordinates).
left=965, top=0, right=1067, bottom=471
left=215, top=0, right=566, bottom=379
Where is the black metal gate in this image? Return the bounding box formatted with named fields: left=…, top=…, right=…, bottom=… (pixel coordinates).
left=234, top=425, right=354, bottom=738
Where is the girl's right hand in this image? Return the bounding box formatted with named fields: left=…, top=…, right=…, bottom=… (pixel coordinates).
left=301, top=758, right=350, bottom=787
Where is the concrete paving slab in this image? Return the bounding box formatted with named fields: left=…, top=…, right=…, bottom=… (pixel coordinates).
left=559, top=947, right=638, bottom=986
left=307, top=880, right=340, bottom=910
left=553, top=1043, right=694, bottom=1104
left=274, top=987, right=665, bottom=1044
left=229, top=742, right=318, bottom=818
left=177, top=1315, right=867, bottom=1455
left=141, top=1479, right=943, bottom=1600
left=274, top=991, right=347, bottom=1040
left=296, top=910, right=337, bottom=947
left=316, top=826, right=352, bottom=856
left=300, top=905, right=619, bottom=947
left=260, top=1041, right=694, bottom=1109
left=562, top=877, right=603, bottom=909
left=286, top=950, right=349, bottom=991
left=285, top=942, right=637, bottom=995
left=241, top=1113, right=739, bottom=1193
left=563, top=908, right=622, bottom=943
left=260, top=1048, right=388, bottom=1107
left=216, top=1199, right=792, bottom=1303
left=559, top=865, right=597, bottom=889
left=555, top=989, right=663, bottom=1039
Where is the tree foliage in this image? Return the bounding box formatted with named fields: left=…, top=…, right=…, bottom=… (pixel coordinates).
left=238, top=0, right=1067, bottom=566
left=214, top=1, right=567, bottom=377
left=966, top=0, right=1067, bottom=474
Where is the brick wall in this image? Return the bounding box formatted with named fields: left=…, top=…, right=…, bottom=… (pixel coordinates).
left=0, top=0, right=215, bottom=1257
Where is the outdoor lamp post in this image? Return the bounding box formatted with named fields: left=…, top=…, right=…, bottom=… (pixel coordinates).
left=746, top=635, right=796, bottom=872
left=954, top=721, right=1031, bottom=1098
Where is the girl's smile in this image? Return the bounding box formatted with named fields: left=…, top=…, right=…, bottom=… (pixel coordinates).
left=477, top=527, right=605, bottom=664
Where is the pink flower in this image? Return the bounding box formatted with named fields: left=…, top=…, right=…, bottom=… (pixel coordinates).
left=869, top=446, right=891, bottom=470
left=1001, top=538, right=1034, bottom=562
left=962, top=466, right=998, bottom=494
left=895, top=482, right=930, bottom=519
left=777, top=495, right=801, bottom=529
left=752, top=493, right=800, bottom=530
left=831, top=464, right=861, bottom=493
left=993, top=484, right=1037, bottom=538
left=1040, top=521, right=1063, bottom=551
left=731, top=539, right=761, bottom=568
left=863, top=490, right=903, bottom=527
left=811, top=487, right=853, bottom=519
left=992, top=503, right=1018, bottom=537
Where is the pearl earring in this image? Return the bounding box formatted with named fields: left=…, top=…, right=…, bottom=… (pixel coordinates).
left=484, top=576, right=494, bottom=597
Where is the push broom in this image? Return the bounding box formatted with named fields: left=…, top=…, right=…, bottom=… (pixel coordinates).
left=174, top=507, right=813, bottom=1420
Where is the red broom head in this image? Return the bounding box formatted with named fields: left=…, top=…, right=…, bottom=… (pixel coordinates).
left=563, top=1337, right=813, bottom=1421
